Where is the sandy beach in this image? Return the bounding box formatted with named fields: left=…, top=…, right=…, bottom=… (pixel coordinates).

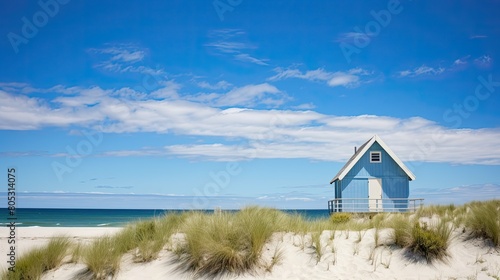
left=1, top=226, right=499, bottom=280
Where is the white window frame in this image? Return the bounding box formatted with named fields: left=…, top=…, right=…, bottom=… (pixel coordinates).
left=370, top=151, right=382, bottom=163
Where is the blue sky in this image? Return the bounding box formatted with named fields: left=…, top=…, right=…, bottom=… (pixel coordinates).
left=1, top=0, right=499, bottom=209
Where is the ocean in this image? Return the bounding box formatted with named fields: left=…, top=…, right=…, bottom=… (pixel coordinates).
left=1, top=208, right=330, bottom=227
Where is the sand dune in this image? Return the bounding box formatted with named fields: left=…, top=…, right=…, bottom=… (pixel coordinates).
left=1, top=226, right=499, bottom=280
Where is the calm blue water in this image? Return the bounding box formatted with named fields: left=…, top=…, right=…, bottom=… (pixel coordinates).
left=0, top=208, right=330, bottom=227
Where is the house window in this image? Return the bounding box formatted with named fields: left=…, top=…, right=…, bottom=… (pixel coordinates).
left=370, top=151, right=381, bottom=163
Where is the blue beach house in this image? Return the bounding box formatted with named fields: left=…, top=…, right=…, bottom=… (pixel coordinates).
left=328, top=135, right=421, bottom=213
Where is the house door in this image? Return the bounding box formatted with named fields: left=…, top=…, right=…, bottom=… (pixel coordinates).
left=368, top=178, right=383, bottom=212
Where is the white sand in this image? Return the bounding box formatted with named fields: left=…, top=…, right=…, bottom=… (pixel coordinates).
left=1, top=227, right=499, bottom=279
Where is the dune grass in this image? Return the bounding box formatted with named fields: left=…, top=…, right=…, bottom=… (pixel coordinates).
left=82, top=213, right=184, bottom=278
left=465, top=200, right=500, bottom=246
left=330, top=212, right=352, bottom=224
left=4, top=200, right=500, bottom=279
left=175, top=207, right=283, bottom=277
left=83, top=235, right=122, bottom=279
left=389, top=214, right=412, bottom=247
left=408, top=220, right=453, bottom=263
left=309, top=223, right=325, bottom=262
left=44, top=236, right=72, bottom=270
left=3, top=236, right=71, bottom=280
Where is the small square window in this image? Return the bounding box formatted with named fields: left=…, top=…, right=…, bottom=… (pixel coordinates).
left=370, top=151, right=381, bottom=163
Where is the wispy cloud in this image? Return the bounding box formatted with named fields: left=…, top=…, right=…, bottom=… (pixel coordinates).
left=0, top=191, right=324, bottom=209
left=89, top=44, right=166, bottom=76
left=269, top=67, right=371, bottom=88
left=453, top=55, right=470, bottom=66
left=413, top=184, right=500, bottom=205
left=0, top=88, right=102, bottom=130
left=187, top=83, right=288, bottom=107
left=400, top=55, right=492, bottom=77
left=89, top=43, right=146, bottom=63
left=208, top=29, right=246, bottom=41
left=98, top=64, right=165, bottom=76
left=291, top=103, right=316, bottom=110
left=205, top=29, right=269, bottom=66
left=2, top=84, right=500, bottom=165
left=398, top=65, right=445, bottom=77
left=95, top=185, right=134, bottom=189
left=215, top=83, right=285, bottom=107
left=234, top=53, right=269, bottom=66
left=197, top=80, right=232, bottom=90
left=205, top=41, right=250, bottom=54
left=150, top=81, right=181, bottom=99
left=469, top=35, right=488, bottom=39
left=336, top=32, right=371, bottom=43
left=0, top=151, right=50, bottom=157
left=474, top=55, right=492, bottom=68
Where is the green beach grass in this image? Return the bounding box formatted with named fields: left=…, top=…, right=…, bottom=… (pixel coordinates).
left=4, top=236, right=71, bottom=280
left=3, top=200, right=500, bottom=279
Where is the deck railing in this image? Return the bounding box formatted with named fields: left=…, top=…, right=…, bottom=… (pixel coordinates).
left=328, top=198, right=424, bottom=213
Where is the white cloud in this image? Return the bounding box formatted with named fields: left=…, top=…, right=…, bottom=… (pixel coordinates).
left=205, top=41, right=250, bottom=54
left=205, top=29, right=269, bottom=66
left=413, top=184, right=500, bottom=205
left=2, top=84, right=500, bottom=165
left=89, top=44, right=168, bottom=76
left=469, top=35, right=488, bottom=39
left=215, top=83, right=283, bottom=107
left=197, top=80, right=232, bottom=90
left=150, top=81, right=181, bottom=99
left=269, top=67, right=370, bottom=88
left=54, top=86, right=112, bottom=107
left=474, top=55, right=492, bottom=68
left=336, top=32, right=371, bottom=43
left=398, top=65, right=445, bottom=77
left=0, top=90, right=101, bottom=130
left=4, top=191, right=324, bottom=209
left=186, top=83, right=289, bottom=107
left=234, top=54, right=269, bottom=66
left=291, top=103, right=316, bottom=110
left=327, top=72, right=359, bottom=87
left=207, top=28, right=246, bottom=40
left=453, top=58, right=467, bottom=66
left=285, top=197, right=314, bottom=202
left=90, top=44, right=146, bottom=63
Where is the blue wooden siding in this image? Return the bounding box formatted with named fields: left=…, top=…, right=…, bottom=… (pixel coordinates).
left=336, top=142, right=410, bottom=211
left=340, top=177, right=369, bottom=212
left=344, top=142, right=408, bottom=179
left=382, top=177, right=409, bottom=211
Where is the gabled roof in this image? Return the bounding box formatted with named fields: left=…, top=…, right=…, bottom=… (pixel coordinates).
left=329, top=135, right=416, bottom=184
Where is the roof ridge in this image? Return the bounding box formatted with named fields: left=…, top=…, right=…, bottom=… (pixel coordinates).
left=329, top=135, right=415, bottom=184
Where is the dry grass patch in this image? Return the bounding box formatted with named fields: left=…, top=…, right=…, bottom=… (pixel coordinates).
left=465, top=200, right=500, bottom=246
left=407, top=221, right=452, bottom=263
left=176, top=207, right=281, bottom=278
left=6, top=201, right=500, bottom=279
left=3, top=236, right=71, bottom=280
